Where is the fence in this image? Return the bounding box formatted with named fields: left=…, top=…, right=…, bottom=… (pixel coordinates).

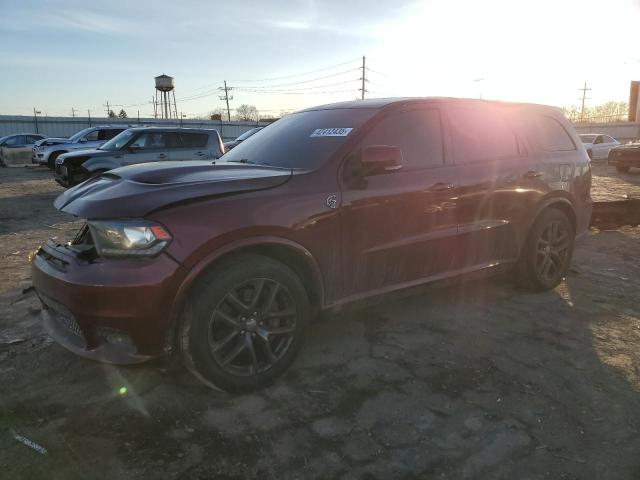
left=0, top=115, right=269, bottom=141
left=572, top=121, right=640, bottom=144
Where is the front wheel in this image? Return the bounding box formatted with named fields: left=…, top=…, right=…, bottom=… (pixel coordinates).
left=47, top=151, right=63, bottom=169
left=515, top=208, right=575, bottom=291
left=180, top=254, right=310, bottom=392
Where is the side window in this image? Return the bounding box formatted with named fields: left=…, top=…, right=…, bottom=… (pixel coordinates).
left=98, top=129, right=123, bottom=141
left=603, top=135, right=615, bottom=144
left=593, top=136, right=603, bottom=144
left=358, top=108, right=443, bottom=170
left=83, top=130, right=100, bottom=142
left=529, top=115, right=576, bottom=152
left=26, top=135, right=42, bottom=144
left=172, top=132, right=209, bottom=149
left=450, top=107, right=519, bottom=163
left=130, top=132, right=168, bottom=149
left=4, top=136, right=24, bottom=146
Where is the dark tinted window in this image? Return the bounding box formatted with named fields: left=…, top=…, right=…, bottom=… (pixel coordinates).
left=603, top=135, right=616, bottom=144
left=99, top=129, right=124, bottom=141
left=27, top=135, right=43, bottom=143
left=222, top=108, right=377, bottom=169
left=529, top=115, right=576, bottom=151
left=171, top=132, right=209, bottom=148
left=450, top=106, right=519, bottom=163
left=357, top=108, right=443, bottom=169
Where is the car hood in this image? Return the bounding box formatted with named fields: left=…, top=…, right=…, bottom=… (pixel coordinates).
left=59, top=149, right=110, bottom=160
left=54, top=160, right=293, bottom=219
left=36, top=137, right=68, bottom=147
left=613, top=143, right=640, bottom=150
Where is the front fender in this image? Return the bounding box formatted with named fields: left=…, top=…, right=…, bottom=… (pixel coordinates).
left=81, top=157, right=122, bottom=173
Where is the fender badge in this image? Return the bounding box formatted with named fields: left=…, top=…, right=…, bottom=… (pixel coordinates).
left=326, top=194, right=338, bottom=209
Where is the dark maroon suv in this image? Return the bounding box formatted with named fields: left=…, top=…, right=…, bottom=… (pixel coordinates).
left=31, top=98, right=592, bottom=392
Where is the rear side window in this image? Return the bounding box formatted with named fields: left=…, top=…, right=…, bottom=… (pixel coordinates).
left=450, top=107, right=519, bottom=163
left=171, top=132, right=209, bottom=149
left=527, top=115, right=576, bottom=152
left=27, top=135, right=42, bottom=143
left=358, top=108, right=444, bottom=170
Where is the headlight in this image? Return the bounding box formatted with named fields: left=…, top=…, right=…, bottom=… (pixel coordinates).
left=88, top=220, right=172, bottom=258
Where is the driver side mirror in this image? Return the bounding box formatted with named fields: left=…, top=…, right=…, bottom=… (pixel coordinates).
left=361, top=145, right=403, bottom=175
left=128, top=143, right=141, bottom=152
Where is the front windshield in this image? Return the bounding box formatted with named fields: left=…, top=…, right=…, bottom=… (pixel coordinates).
left=235, top=127, right=262, bottom=142
left=580, top=135, right=596, bottom=143
left=99, top=129, right=136, bottom=151
left=68, top=127, right=94, bottom=143
left=221, top=108, right=376, bottom=169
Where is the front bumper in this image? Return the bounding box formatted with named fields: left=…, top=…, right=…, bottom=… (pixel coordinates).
left=32, top=239, right=187, bottom=364
left=32, top=150, right=50, bottom=164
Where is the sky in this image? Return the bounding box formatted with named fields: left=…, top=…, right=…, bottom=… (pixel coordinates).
left=1, top=0, right=640, bottom=118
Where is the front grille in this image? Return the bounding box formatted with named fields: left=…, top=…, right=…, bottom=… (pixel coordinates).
left=41, top=295, right=84, bottom=339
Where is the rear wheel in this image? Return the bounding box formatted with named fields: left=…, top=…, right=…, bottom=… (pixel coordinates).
left=180, top=254, right=310, bottom=392
left=616, top=165, right=630, bottom=173
left=515, top=208, right=574, bottom=291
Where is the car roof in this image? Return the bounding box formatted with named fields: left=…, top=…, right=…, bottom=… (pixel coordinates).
left=299, top=97, right=563, bottom=113
left=125, top=127, right=218, bottom=133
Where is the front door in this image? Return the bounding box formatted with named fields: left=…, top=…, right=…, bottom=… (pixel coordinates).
left=123, top=131, right=170, bottom=166
left=339, top=106, right=460, bottom=301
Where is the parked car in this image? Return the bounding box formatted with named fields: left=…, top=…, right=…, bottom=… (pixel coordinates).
left=32, top=125, right=128, bottom=169
left=607, top=140, right=640, bottom=173
left=0, top=133, right=45, bottom=166
left=54, top=127, right=225, bottom=187
left=32, top=97, right=592, bottom=392
left=223, top=127, right=264, bottom=151
left=579, top=133, right=620, bottom=160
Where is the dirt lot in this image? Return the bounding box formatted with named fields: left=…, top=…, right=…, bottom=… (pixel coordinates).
left=1, top=164, right=640, bottom=479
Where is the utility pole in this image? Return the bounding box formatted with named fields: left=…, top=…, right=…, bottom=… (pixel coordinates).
left=105, top=100, right=111, bottom=118
left=33, top=108, right=40, bottom=133
left=358, top=56, right=367, bottom=100
left=579, top=82, right=591, bottom=122
left=71, top=107, right=76, bottom=118
left=219, top=81, right=233, bottom=121
left=87, top=109, right=92, bottom=127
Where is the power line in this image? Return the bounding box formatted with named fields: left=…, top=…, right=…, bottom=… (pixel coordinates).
left=236, top=79, right=358, bottom=92
left=236, top=68, right=360, bottom=89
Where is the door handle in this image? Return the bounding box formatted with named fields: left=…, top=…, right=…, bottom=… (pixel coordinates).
left=524, top=170, right=543, bottom=178
left=195, top=152, right=207, bottom=157
left=157, top=153, right=167, bottom=159
left=428, top=182, right=456, bottom=191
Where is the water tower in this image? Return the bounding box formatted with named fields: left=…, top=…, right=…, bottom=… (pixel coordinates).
left=154, top=74, right=178, bottom=119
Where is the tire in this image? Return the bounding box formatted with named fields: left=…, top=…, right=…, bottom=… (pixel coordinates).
left=179, top=254, right=310, bottom=392
left=616, top=165, right=630, bottom=173
left=47, top=151, right=63, bottom=169
left=515, top=208, right=575, bottom=291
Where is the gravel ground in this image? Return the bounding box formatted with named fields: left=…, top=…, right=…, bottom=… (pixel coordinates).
left=1, top=163, right=639, bottom=479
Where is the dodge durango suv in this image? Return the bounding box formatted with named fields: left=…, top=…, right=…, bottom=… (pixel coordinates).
left=31, top=98, right=592, bottom=392
left=54, top=127, right=224, bottom=187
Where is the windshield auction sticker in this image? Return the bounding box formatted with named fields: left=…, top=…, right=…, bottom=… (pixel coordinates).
left=310, top=128, right=353, bottom=137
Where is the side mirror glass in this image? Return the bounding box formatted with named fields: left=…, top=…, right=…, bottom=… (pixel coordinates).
left=361, top=145, right=403, bottom=176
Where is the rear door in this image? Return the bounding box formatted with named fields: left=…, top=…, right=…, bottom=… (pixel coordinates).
left=122, top=131, right=170, bottom=166
left=446, top=104, right=540, bottom=269
left=339, top=105, right=460, bottom=299
left=168, top=131, right=213, bottom=160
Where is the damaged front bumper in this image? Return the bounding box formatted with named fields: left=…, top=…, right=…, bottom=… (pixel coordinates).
left=31, top=237, right=187, bottom=364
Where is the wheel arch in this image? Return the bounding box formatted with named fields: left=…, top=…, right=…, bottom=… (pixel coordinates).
left=524, top=194, right=577, bottom=243
left=166, top=236, right=325, bottom=352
